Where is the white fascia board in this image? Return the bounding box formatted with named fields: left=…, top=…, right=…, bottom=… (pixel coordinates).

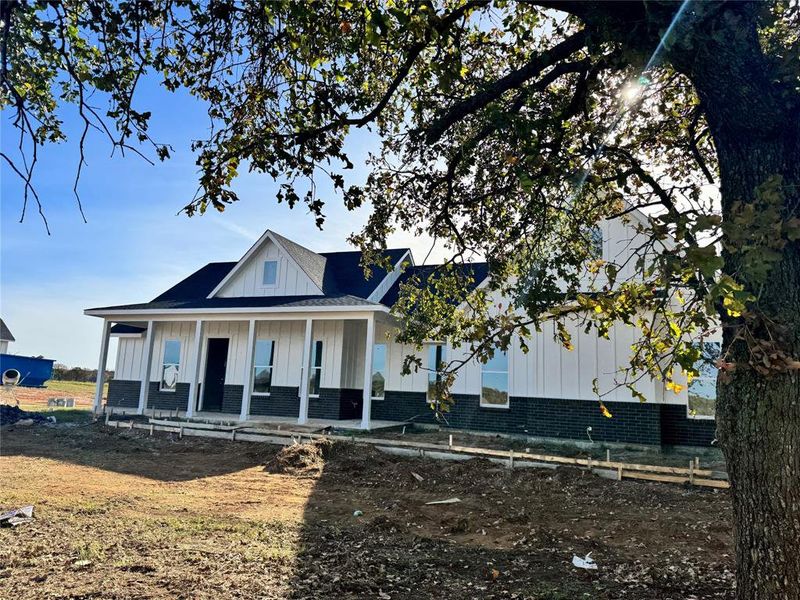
left=367, top=249, right=414, bottom=302
left=110, top=333, right=145, bottom=338
left=206, top=230, right=324, bottom=298
left=84, top=305, right=390, bottom=320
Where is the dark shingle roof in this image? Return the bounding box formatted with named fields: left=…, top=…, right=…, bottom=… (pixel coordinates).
left=380, top=263, right=490, bottom=307
left=271, top=231, right=328, bottom=291
left=0, top=318, right=14, bottom=342
left=319, top=248, right=409, bottom=297
left=90, top=295, right=381, bottom=313
left=110, top=323, right=147, bottom=334
left=153, top=262, right=236, bottom=302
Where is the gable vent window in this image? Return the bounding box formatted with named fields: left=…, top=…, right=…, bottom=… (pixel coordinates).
left=308, top=340, right=323, bottom=396
left=160, top=340, right=181, bottom=392
left=588, top=225, right=604, bottom=260
left=252, top=340, right=275, bottom=395
left=262, top=260, right=278, bottom=286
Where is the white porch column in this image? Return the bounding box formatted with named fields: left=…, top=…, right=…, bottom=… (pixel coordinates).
left=137, top=320, right=156, bottom=415
left=360, top=314, right=375, bottom=430
left=240, top=319, right=257, bottom=422
left=93, top=320, right=112, bottom=414
left=297, top=318, right=313, bottom=425
left=187, top=320, right=204, bottom=418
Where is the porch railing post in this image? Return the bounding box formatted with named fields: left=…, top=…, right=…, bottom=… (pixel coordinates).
left=360, top=314, right=375, bottom=430
left=298, top=318, right=313, bottom=425
left=240, top=319, right=257, bottom=422
left=187, top=319, right=204, bottom=418
left=137, top=320, right=156, bottom=415
left=93, top=320, right=112, bottom=414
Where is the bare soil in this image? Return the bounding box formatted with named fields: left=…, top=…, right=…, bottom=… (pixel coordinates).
left=0, top=422, right=734, bottom=599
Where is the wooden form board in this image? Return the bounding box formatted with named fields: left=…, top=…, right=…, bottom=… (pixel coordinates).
left=105, top=418, right=729, bottom=490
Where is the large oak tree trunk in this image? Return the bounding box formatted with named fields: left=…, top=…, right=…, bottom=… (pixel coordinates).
left=691, top=56, right=800, bottom=600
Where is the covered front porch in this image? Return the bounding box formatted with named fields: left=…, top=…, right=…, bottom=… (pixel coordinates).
left=88, top=305, right=393, bottom=430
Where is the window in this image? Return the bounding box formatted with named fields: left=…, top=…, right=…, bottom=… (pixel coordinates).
left=252, top=340, right=275, bottom=395
left=688, top=341, right=720, bottom=419
left=160, top=340, right=181, bottom=392
left=262, top=260, right=278, bottom=286
left=481, top=350, right=509, bottom=408
left=372, top=343, right=387, bottom=399
left=588, top=225, right=603, bottom=260
left=427, top=344, right=445, bottom=404
left=308, top=340, right=323, bottom=396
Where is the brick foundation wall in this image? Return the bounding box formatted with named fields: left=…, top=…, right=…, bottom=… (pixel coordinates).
left=249, top=386, right=299, bottom=417
left=308, top=388, right=364, bottom=420
left=106, top=379, right=140, bottom=408
left=221, top=385, right=244, bottom=414
left=374, top=392, right=664, bottom=445
left=147, top=382, right=190, bottom=411
left=660, top=404, right=717, bottom=447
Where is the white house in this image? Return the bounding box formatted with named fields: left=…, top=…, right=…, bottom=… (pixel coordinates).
left=85, top=227, right=717, bottom=446
left=0, top=319, right=14, bottom=355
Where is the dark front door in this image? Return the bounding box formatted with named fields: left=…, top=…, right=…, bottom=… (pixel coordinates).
left=202, top=338, right=229, bottom=411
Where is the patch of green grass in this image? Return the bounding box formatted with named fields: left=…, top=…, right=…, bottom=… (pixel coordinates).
left=45, top=380, right=107, bottom=396
left=74, top=541, right=106, bottom=563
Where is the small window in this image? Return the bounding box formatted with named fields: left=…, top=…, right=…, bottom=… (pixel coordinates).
left=427, top=344, right=445, bottom=404
left=308, top=340, right=323, bottom=396
left=252, top=339, right=275, bottom=395
left=481, top=350, right=509, bottom=408
left=372, top=343, right=387, bottom=399
left=588, top=225, right=603, bottom=260
left=262, top=260, right=278, bottom=286
left=688, top=341, right=720, bottom=419
left=160, top=340, right=181, bottom=392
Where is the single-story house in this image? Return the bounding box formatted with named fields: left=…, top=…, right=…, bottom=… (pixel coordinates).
left=85, top=225, right=717, bottom=447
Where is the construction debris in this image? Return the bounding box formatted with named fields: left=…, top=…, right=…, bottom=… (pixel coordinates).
left=410, top=471, right=424, bottom=482
left=0, top=505, right=34, bottom=527
left=572, top=553, right=598, bottom=570
left=264, top=440, right=332, bottom=477
left=0, top=405, right=51, bottom=427
left=425, top=497, right=462, bottom=506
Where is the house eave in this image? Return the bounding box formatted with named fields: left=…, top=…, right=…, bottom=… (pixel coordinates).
left=84, top=304, right=390, bottom=320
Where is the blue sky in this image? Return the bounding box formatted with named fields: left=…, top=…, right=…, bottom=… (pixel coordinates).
left=1, top=78, right=439, bottom=368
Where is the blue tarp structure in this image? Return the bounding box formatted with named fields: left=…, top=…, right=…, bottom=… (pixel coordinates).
left=0, top=354, right=55, bottom=387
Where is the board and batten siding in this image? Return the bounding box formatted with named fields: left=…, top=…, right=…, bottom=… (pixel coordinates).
left=216, top=239, right=322, bottom=298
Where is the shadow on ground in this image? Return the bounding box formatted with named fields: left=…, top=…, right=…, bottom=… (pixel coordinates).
left=0, top=424, right=736, bottom=599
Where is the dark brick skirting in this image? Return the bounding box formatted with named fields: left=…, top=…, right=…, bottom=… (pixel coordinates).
left=147, top=382, right=190, bottom=411
left=106, top=379, right=140, bottom=408
left=309, top=388, right=364, bottom=420
left=374, top=392, right=666, bottom=445
left=660, top=404, right=717, bottom=447
left=221, top=385, right=244, bottom=414
left=250, top=386, right=299, bottom=417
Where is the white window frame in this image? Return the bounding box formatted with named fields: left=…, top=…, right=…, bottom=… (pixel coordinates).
left=262, top=260, right=279, bottom=287
left=426, top=343, right=446, bottom=405
left=308, top=340, right=323, bottom=398
left=371, top=343, right=387, bottom=400
left=687, top=340, right=719, bottom=421
left=159, top=339, right=181, bottom=393
left=480, top=350, right=510, bottom=409
left=588, top=225, right=604, bottom=261
left=251, top=339, right=275, bottom=396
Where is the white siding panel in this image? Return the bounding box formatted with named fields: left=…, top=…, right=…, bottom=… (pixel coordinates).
left=115, top=337, right=145, bottom=380
left=217, top=239, right=322, bottom=298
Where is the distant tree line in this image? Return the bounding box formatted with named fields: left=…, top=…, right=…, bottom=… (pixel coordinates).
left=52, top=364, right=114, bottom=383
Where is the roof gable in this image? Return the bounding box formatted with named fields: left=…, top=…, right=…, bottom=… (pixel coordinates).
left=209, top=231, right=325, bottom=298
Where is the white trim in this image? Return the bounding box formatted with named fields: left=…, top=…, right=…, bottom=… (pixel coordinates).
left=298, top=319, right=313, bottom=425
left=84, top=305, right=389, bottom=319
left=93, top=320, right=111, bottom=413
left=110, top=332, right=144, bottom=338
left=360, top=314, right=375, bottom=429
left=366, top=249, right=414, bottom=302
left=186, top=320, right=204, bottom=418
left=206, top=230, right=324, bottom=298
left=137, top=321, right=156, bottom=415
left=240, top=319, right=257, bottom=421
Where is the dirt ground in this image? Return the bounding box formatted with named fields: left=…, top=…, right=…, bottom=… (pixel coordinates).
left=0, top=421, right=734, bottom=599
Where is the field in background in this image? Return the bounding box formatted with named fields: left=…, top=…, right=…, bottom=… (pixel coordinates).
left=1, top=380, right=104, bottom=409
left=0, top=423, right=734, bottom=599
